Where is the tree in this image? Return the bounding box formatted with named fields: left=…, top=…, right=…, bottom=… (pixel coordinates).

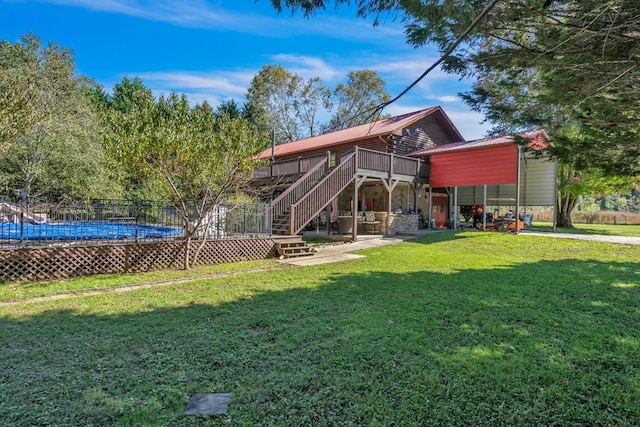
left=246, top=65, right=390, bottom=143
left=89, top=76, right=161, bottom=201
left=556, top=167, right=638, bottom=228
left=326, top=69, right=390, bottom=132
left=246, top=64, right=331, bottom=143
left=212, top=99, right=263, bottom=125
left=101, top=90, right=270, bottom=270
left=296, top=76, right=332, bottom=137
left=213, top=99, right=243, bottom=119
left=267, top=0, right=640, bottom=228
left=269, top=1, right=638, bottom=163
left=0, top=34, right=121, bottom=201
left=108, top=76, right=149, bottom=113
left=0, top=38, right=38, bottom=147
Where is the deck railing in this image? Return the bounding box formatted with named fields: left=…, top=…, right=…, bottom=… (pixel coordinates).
left=258, top=148, right=420, bottom=180
left=355, top=147, right=421, bottom=176
left=356, top=148, right=390, bottom=172
left=252, top=153, right=328, bottom=179
left=289, top=150, right=357, bottom=235
left=393, top=155, right=421, bottom=176
left=271, top=152, right=330, bottom=218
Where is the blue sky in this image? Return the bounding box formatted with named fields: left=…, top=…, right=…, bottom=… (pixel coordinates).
left=1, top=0, right=491, bottom=139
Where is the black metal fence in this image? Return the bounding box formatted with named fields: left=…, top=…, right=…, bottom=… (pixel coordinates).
left=0, top=198, right=272, bottom=249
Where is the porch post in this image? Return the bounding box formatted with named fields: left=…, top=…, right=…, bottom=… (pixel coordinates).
left=326, top=198, right=332, bottom=236
left=352, top=179, right=359, bottom=242
left=515, top=146, right=522, bottom=233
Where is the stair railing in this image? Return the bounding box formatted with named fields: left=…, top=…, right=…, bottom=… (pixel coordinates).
left=271, top=151, right=331, bottom=218
left=289, top=150, right=357, bottom=235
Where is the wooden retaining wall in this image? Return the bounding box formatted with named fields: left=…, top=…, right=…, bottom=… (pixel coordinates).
left=0, top=238, right=278, bottom=283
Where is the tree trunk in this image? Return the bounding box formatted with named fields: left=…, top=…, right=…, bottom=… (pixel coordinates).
left=192, top=221, right=212, bottom=267
left=183, top=235, right=192, bottom=270
left=556, top=207, right=573, bottom=228
left=556, top=193, right=578, bottom=229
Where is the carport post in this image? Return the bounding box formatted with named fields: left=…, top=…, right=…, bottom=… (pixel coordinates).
left=515, top=146, right=522, bottom=233
left=454, top=186, right=458, bottom=229
left=553, top=160, right=558, bottom=232
left=428, top=187, right=433, bottom=229
left=483, top=185, right=487, bottom=231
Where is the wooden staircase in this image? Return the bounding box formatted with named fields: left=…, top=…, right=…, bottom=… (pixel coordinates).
left=273, top=236, right=315, bottom=259
left=271, top=150, right=357, bottom=236
left=268, top=147, right=422, bottom=237
left=271, top=154, right=331, bottom=236
left=271, top=211, right=291, bottom=235
left=287, top=151, right=357, bottom=235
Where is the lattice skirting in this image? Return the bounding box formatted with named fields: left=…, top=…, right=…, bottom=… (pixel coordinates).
left=0, top=238, right=278, bottom=283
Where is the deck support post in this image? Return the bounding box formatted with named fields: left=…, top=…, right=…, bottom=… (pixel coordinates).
left=352, top=178, right=359, bottom=242
left=413, top=183, right=423, bottom=217
left=515, top=146, right=522, bottom=233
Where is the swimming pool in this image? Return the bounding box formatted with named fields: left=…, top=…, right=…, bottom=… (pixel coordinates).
left=0, top=221, right=183, bottom=240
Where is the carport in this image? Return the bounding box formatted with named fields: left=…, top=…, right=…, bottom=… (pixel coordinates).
left=410, top=130, right=557, bottom=232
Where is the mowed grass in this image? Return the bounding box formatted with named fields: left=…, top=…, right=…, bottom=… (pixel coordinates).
left=0, top=259, right=278, bottom=302
left=1, top=232, right=639, bottom=426
left=529, top=222, right=640, bottom=237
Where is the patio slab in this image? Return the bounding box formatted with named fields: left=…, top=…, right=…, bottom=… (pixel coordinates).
left=183, top=393, right=232, bottom=417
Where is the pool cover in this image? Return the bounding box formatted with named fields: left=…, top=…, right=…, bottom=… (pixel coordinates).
left=0, top=221, right=183, bottom=240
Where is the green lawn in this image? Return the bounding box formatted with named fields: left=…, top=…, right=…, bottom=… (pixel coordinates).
left=528, top=222, right=640, bottom=237
left=1, top=232, right=639, bottom=426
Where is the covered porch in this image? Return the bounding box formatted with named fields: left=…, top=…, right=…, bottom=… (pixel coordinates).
left=254, top=147, right=428, bottom=240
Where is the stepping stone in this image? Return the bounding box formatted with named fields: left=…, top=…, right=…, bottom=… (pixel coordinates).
left=183, top=393, right=232, bottom=416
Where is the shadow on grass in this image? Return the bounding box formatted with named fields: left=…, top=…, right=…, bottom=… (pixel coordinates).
left=1, top=248, right=639, bottom=426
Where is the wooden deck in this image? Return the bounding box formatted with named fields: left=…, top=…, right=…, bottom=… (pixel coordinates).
left=254, top=148, right=427, bottom=237
left=253, top=147, right=427, bottom=183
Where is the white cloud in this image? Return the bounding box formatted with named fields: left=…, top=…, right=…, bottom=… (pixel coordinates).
left=136, top=70, right=252, bottom=94
left=101, top=69, right=254, bottom=108
left=42, top=0, right=248, bottom=27
left=269, top=54, right=342, bottom=81
left=374, top=59, right=448, bottom=81
left=37, top=0, right=400, bottom=41
left=436, top=95, right=460, bottom=103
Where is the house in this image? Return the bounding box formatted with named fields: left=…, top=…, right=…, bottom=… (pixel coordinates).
left=253, top=106, right=556, bottom=240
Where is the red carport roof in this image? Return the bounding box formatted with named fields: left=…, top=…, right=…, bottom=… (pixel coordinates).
left=256, top=106, right=463, bottom=159
left=408, top=129, right=549, bottom=157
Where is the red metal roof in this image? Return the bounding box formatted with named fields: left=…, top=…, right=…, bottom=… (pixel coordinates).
left=256, top=106, right=463, bottom=159
left=408, top=130, right=549, bottom=157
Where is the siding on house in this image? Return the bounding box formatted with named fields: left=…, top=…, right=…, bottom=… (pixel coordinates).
left=519, top=154, right=557, bottom=205
left=388, top=114, right=462, bottom=156
left=449, top=153, right=557, bottom=206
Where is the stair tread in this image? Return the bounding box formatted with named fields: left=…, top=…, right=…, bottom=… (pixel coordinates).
left=282, top=252, right=314, bottom=258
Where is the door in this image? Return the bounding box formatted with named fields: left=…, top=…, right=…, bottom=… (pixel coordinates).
left=431, top=195, right=448, bottom=228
